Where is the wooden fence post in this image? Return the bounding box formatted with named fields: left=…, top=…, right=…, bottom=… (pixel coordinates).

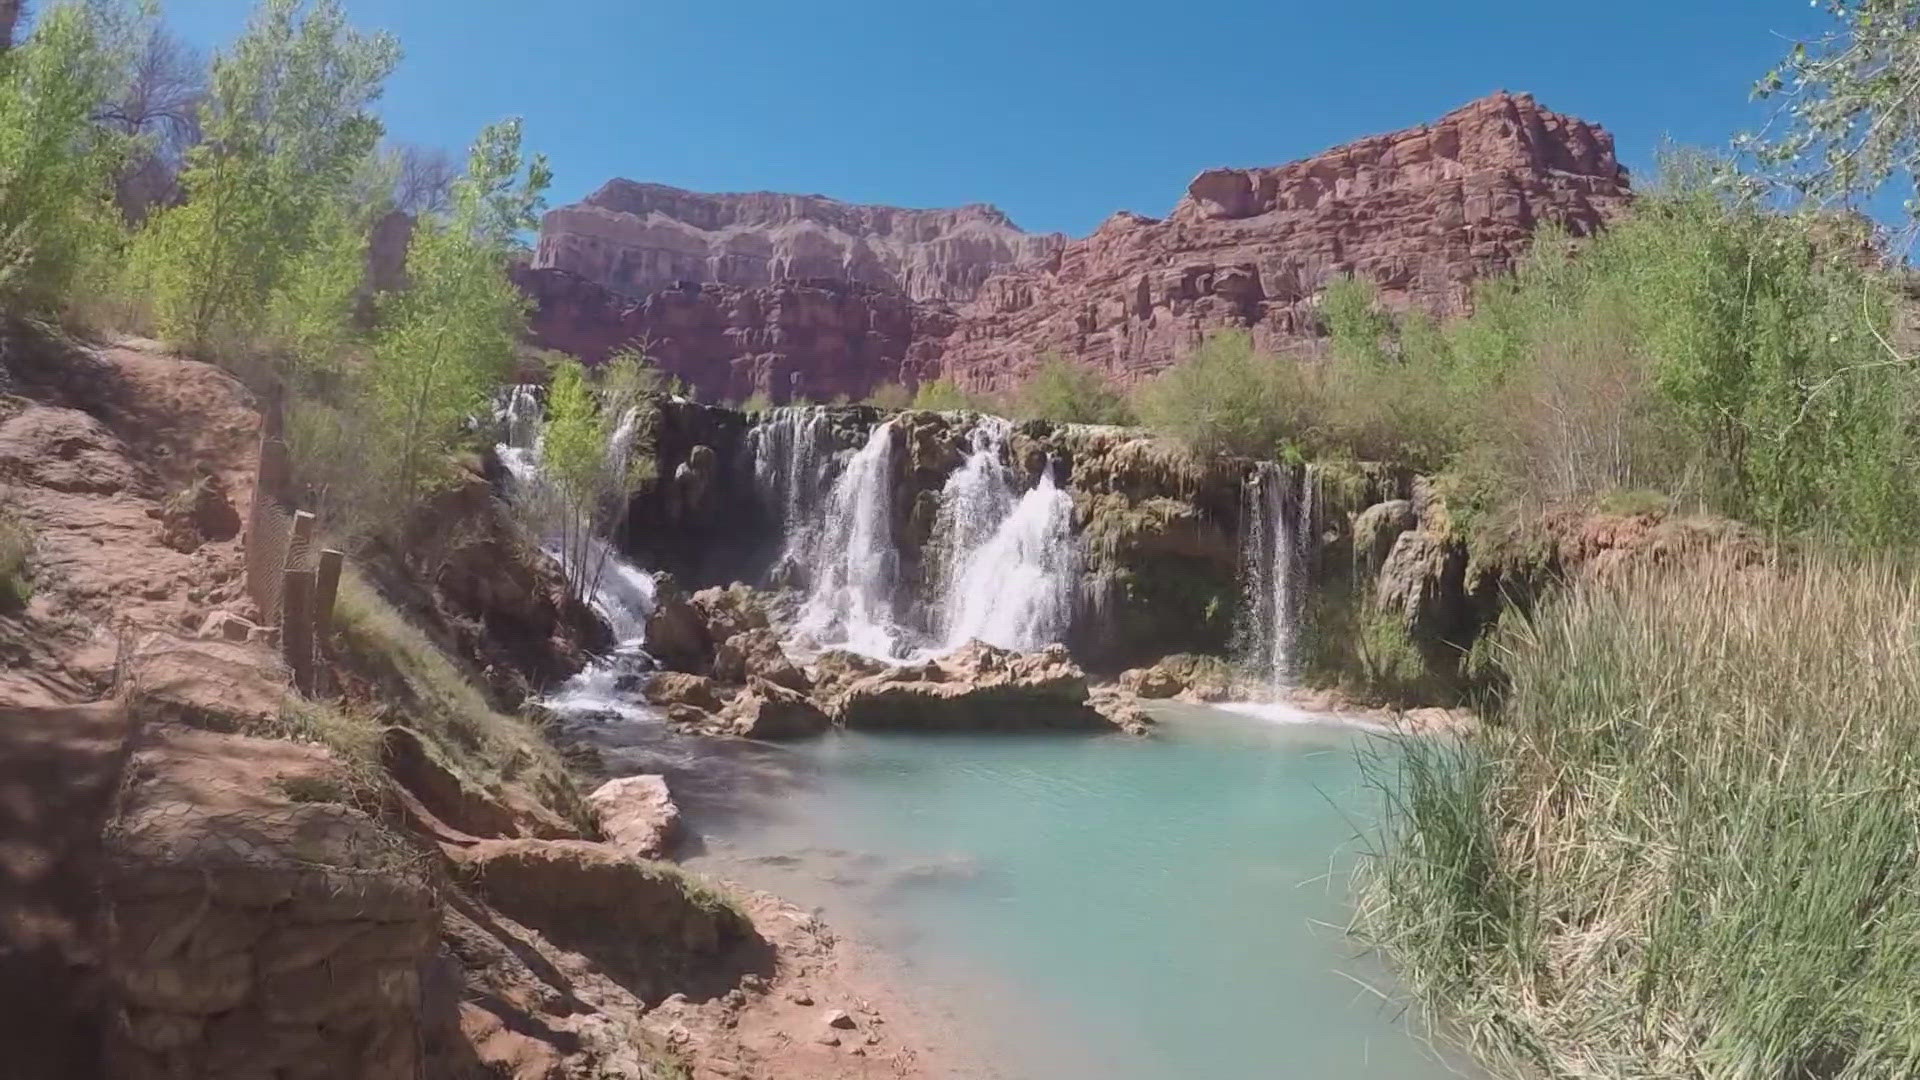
left=283, top=567, right=314, bottom=694
left=314, top=549, right=343, bottom=642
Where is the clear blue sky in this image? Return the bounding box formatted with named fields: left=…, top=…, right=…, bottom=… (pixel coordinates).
left=156, top=0, right=1835, bottom=237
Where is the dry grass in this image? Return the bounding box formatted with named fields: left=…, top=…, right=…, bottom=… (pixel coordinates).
left=1359, top=554, right=1920, bottom=1078
left=329, top=566, right=585, bottom=827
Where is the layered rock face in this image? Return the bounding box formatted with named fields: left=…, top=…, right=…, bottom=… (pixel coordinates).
left=535, top=179, right=1065, bottom=303
left=514, top=265, right=954, bottom=403
left=520, top=93, right=1630, bottom=402
left=943, top=92, right=1630, bottom=390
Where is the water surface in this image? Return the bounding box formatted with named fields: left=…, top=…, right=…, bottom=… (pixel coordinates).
left=585, top=703, right=1474, bottom=1080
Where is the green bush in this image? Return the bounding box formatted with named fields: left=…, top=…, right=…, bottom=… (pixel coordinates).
left=863, top=381, right=912, bottom=409
left=1008, top=353, right=1134, bottom=425
left=1129, top=329, right=1312, bottom=457
left=905, top=378, right=993, bottom=412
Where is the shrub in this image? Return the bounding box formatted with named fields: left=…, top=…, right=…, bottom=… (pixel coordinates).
left=906, top=378, right=994, bottom=412
left=1130, top=329, right=1312, bottom=457
left=0, top=504, right=32, bottom=610
left=1008, top=352, right=1133, bottom=425
left=1361, top=555, right=1920, bottom=1076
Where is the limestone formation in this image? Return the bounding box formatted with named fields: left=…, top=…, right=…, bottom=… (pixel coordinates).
left=833, top=642, right=1110, bottom=731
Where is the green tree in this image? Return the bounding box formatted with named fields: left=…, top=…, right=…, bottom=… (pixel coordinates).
left=132, top=0, right=398, bottom=352
left=1010, top=353, right=1133, bottom=424
left=366, top=116, right=550, bottom=515
left=0, top=2, right=134, bottom=308
left=532, top=355, right=656, bottom=604
left=1741, top=0, right=1920, bottom=221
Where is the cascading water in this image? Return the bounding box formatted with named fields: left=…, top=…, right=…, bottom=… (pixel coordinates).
left=493, top=385, right=660, bottom=719
left=794, top=419, right=905, bottom=657
left=940, top=462, right=1080, bottom=652
left=749, top=406, right=834, bottom=559
left=1235, top=462, right=1318, bottom=693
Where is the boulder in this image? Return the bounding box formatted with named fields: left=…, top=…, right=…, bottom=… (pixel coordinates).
left=723, top=677, right=831, bottom=740
left=1354, top=499, right=1418, bottom=571
left=643, top=574, right=711, bottom=673
left=1089, top=686, right=1154, bottom=736
left=711, top=627, right=807, bottom=690
left=643, top=672, right=725, bottom=713
left=586, top=775, right=681, bottom=860
left=834, top=642, right=1109, bottom=731
left=1118, top=653, right=1235, bottom=702
left=688, top=583, right=770, bottom=645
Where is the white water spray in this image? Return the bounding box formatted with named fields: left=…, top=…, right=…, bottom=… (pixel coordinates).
left=794, top=419, right=904, bottom=657
left=493, top=385, right=660, bottom=718
left=1235, top=462, right=1317, bottom=692
left=940, top=463, right=1080, bottom=652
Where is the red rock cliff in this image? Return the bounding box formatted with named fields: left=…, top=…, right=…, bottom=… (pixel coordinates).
left=520, top=93, right=1630, bottom=402
left=534, top=179, right=1066, bottom=304
left=940, top=91, right=1630, bottom=390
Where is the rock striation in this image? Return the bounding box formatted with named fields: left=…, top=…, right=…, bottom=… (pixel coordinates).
left=519, top=93, right=1630, bottom=402
left=941, top=91, right=1630, bottom=390
left=535, top=179, right=1065, bottom=303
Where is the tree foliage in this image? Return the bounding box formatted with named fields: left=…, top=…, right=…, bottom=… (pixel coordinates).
left=0, top=1, right=134, bottom=308
left=366, top=117, right=549, bottom=509
left=1741, top=0, right=1920, bottom=222
left=1008, top=353, right=1133, bottom=425
left=130, top=0, right=398, bottom=351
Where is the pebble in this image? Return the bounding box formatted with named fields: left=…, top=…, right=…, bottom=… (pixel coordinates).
left=824, top=1008, right=857, bottom=1030
left=787, top=990, right=814, bottom=1006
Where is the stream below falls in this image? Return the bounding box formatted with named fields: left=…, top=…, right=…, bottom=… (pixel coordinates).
left=566, top=702, right=1480, bottom=1080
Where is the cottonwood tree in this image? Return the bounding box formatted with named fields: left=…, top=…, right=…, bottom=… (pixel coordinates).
left=131, top=0, right=398, bottom=352
left=367, top=117, right=550, bottom=517
left=1741, top=0, right=1920, bottom=227
left=96, top=25, right=206, bottom=221
left=538, top=354, right=656, bottom=604
left=0, top=1, right=134, bottom=307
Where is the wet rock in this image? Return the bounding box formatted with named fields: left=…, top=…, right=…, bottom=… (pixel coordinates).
left=587, top=775, right=682, bottom=861
left=725, top=677, right=831, bottom=740
left=711, top=627, right=807, bottom=691
left=644, top=574, right=712, bottom=674
left=645, top=672, right=726, bottom=714
left=834, top=642, right=1110, bottom=731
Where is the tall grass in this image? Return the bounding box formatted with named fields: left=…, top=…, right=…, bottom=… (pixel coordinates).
left=1360, top=555, right=1920, bottom=1078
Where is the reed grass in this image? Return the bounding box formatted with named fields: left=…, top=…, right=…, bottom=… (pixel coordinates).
left=1359, top=554, right=1920, bottom=1079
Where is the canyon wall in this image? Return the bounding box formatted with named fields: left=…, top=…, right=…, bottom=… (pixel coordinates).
left=521, top=92, right=1631, bottom=403
left=534, top=179, right=1065, bottom=303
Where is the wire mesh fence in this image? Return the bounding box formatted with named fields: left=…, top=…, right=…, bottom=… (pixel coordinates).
left=243, top=412, right=338, bottom=694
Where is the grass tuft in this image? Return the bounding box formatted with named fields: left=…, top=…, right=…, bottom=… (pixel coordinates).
left=1359, top=553, right=1920, bottom=1078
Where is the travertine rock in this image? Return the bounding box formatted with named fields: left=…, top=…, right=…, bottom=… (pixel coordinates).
left=534, top=179, right=1064, bottom=303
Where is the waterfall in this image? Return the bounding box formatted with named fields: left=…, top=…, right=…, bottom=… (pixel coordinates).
left=940, top=463, right=1080, bottom=652
left=1236, top=462, right=1317, bottom=692
left=493, top=385, right=660, bottom=718
left=794, top=419, right=904, bottom=657
left=933, top=417, right=1021, bottom=595
left=749, top=405, right=834, bottom=541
